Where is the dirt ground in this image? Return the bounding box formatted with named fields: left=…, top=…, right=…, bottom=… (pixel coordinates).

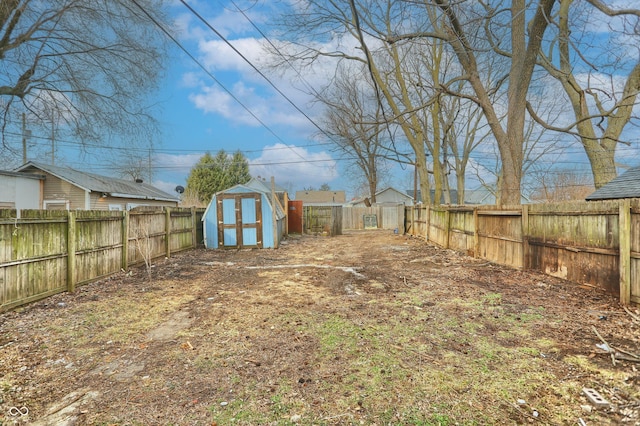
left=0, top=230, right=639, bottom=425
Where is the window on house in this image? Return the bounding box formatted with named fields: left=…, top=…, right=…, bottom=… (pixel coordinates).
left=44, top=200, right=69, bottom=210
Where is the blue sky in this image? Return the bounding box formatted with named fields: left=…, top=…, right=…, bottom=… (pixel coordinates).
left=27, top=0, right=639, bottom=200
left=145, top=0, right=382, bottom=199
left=145, top=0, right=640, bottom=200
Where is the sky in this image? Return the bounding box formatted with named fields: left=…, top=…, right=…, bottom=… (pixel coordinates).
left=10, top=0, right=640, bottom=201
left=145, top=0, right=640, bottom=200
left=143, top=0, right=395, bottom=199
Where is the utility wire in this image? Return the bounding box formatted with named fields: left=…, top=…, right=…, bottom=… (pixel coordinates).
left=3, top=128, right=339, bottom=157
left=130, top=0, right=296, bottom=153
left=226, top=0, right=325, bottom=101
left=178, top=0, right=335, bottom=143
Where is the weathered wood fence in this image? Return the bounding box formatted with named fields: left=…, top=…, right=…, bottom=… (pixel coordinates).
left=342, top=205, right=405, bottom=231
left=0, top=207, right=204, bottom=312
left=302, top=205, right=406, bottom=234
left=303, top=206, right=343, bottom=236
left=405, top=199, right=640, bottom=305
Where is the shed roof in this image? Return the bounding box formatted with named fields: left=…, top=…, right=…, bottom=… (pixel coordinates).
left=586, top=165, right=640, bottom=200
left=16, top=161, right=179, bottom=202
left=245, top=177, right=287, bottom=193
left=214, top=183, right=286, bottom=220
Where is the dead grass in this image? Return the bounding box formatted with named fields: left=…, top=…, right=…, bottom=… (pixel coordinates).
left=0, top=231, right=638, bottom=425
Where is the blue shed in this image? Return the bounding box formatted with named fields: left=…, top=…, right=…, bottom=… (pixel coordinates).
left=202, top=180, right=286, bottom=249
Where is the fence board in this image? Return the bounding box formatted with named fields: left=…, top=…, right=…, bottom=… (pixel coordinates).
left=630, top=201, right=640, bottom=305
left=405, top=199, right=640, bottom=305
left=342, top=205, right=404, bottom=230
left=1, top=207, right=204, bottom=312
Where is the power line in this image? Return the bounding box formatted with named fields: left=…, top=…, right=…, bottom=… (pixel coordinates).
left=2, top=128, right=336, bottom=155
left=178, top=0, right=336, bottom=144
left=130, top=0, right=297, bottom=153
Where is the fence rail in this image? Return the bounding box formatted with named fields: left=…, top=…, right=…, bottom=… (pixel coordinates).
left=0, top=207, right=204, bottom=312
left=405, top=199, right=640, bottom=305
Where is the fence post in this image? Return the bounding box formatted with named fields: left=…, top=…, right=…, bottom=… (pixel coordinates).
left=271, top=177, right=279, bottom=247
left=122, top=210, right=129, bottom=271
left=425, top=205, right=430, bottom=241
left=411, top=204, right=415, bottom=236
left=522, top=204, right=529, bottom=270
left=473, top=207, right=479, bottom=258
left=165, top=207, right=172, bottom=258
left=619, top=199, right=631, bottom=305
left=444, top=207, right=451, bottom=249
left=67, top=211, right=76, bottom=292
left=191, top=206, right=197, bottom=248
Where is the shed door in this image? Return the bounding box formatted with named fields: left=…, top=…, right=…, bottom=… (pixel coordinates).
left=217, top=193, right=263, bottom=248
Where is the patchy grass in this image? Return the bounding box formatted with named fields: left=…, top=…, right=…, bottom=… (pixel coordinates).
left=0, top=231, right=637, bottom=425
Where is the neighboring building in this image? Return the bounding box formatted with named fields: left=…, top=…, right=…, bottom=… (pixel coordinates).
left=464, top=187, right=497, bottom=205
left=202, top=181, right=286, bottom=249
left=295, top=190, right=346, bottom=205
left=407, top=187, right=530, bottom=205
left=349, top=187, right=414, bottom=206
left=15, top=161, right=179, bottom=211
left=586, top=166, right=640, bottom=201
left=0, top=170, right=45, bottom=210
left=406, top=189, right=460, bottom=204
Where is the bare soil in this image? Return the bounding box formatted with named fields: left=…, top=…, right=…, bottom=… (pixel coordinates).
left=0, top=230, right=639, bottom=425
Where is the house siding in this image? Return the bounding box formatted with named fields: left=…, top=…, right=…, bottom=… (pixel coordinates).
left=89, top=194, right=178, bottom=211
left=19, top=169, right=179, bottom=211
left=26, top=171, right=88, bottom=209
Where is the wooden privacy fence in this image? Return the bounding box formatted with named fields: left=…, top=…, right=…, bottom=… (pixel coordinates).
left=405, top=199, right=640, bottom=305
left=303, top=206, right=343, bottom=236
left=342, top=205, right=405, bottom=231
left=0, top=207, right=204, bottom=312
left=302, top=205, right=406, bottom=234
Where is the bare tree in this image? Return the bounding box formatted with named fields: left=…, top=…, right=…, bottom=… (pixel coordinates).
left=0, top=0, right=170, bottom=166
left=535, top=0, right=640, bottom=189
left=440, top=93, right=490, bottom=204
left=273, top=0, right=559, bottom=204
left=318, top=65, right=401, bottom=203
left=529, top=167, right=595, bottom=202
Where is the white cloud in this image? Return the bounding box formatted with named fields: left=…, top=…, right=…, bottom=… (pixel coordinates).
left=154, top=152, right=203, bottom=172
left=249, top=144, right=338, bottom=190
left=188, top=81, right=314, bottom=129
left=199, top=37, right=266, bottom=72
left=153, top=179, right=184, bottom=196
left=180, top=72, right=202, bottom=88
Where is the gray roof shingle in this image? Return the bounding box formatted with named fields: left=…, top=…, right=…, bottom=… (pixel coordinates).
left=586, top=165, right=640, bottom=201
left=16, top=161, right=179, bottom=202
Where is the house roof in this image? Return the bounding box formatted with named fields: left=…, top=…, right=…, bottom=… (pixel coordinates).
left=16, top=161, right=179, bottom=202
left=295, top=190, right=346, bottom=204
left=348, top=187, right=413, bottom=205
left=586, top=165, right=640, bottom=200
left=464, top=188, right=496, bottom=205
left=0, top=169, right=45, bottom=180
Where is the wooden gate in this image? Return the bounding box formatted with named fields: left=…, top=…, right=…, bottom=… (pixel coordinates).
left=216, top=193, right=263, bottom=248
